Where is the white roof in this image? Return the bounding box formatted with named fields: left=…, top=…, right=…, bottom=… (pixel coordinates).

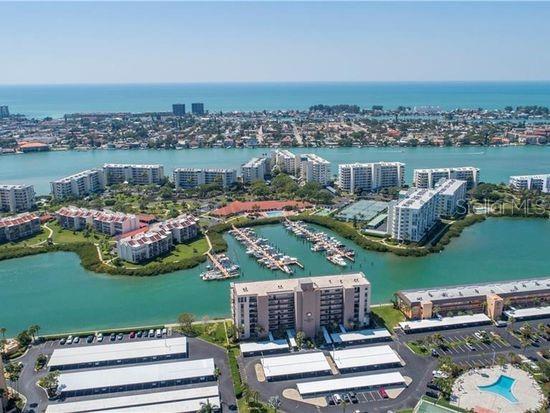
left=330, top=328, right=391, bottom=344
left=330, top=345, right=401, bottom=370
left=399, top=313, right=491, bottom=331
left=504, top=306, right=550, bottom=319
left=105, top=397, right=220, bottom=413
left=58, top=358, right=214, bottom=392
left=48, top=337, right=187, bottom=367
left=45, top=386, right=218, bottom=412
left=261, top=352, right=330, bottom=378
left=297, top=372, right=406, bottom=395
left=240, top=339, right=289, bottom=354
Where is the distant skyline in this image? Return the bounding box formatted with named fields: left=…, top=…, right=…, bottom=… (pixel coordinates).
left=1, top=1, right=550, bottom=84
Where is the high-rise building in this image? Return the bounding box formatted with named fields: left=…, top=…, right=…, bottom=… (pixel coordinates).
left=241, top=157, right=269, bottom=184
left=270, top=149, right=298, bottom=175
left=172, top=103, right=186, bottom=116
left=191, top=103, right=205, bottom=115
left=338, top=162, right=405, bottom=193
left=298, top=154, right=331, bottom=185
left=388, top=188, right=439, bottom=243
left=103, top=164, right=165, bottom=186
left=231, top=272, right=371, bottom=339
left=173, top=168, right=237, bottom=189
left=50, top=169, right=105, bottom=199
left=434, top=178, right=467, bottom=217
left=0, top=105, right=9, bottom=118
left=509, top=174, right=550, bottom=193
left=0, top=184, right=35, bottom=212
left=413, top=167, right=479, bottom=189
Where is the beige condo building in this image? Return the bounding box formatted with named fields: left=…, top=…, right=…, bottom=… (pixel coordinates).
left=231, top=273, right=371, bottom=340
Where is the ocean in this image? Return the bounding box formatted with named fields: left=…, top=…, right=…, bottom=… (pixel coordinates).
left=1, top=82, right=550, bottom=119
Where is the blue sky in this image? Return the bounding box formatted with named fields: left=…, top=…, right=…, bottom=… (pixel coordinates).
left=1, top=1, right=549, bottom=84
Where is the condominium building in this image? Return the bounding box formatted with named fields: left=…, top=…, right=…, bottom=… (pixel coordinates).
left=231, top=273, right=371, bottom=339
left=0, top=213, right=41, bottom=244
left=396, top=277, right=550, bottom=321
left=56, top=206, right=139, bottom=236
left=92, top=211, right=140, bottom=236
left=117, top=229, right=173, bottom=263
left=388, top=188, right=439, bottom=243
left=241, top=157, right=269, bottom=184
left=271, top=149, right=298, bottom=175
left=0, top=184, right=35, bottom=212
left=338, top=162, right=405, bottom=193
left=172, top=103, right=186, bottom=116
left=191, top=103, right=205, bottom=115
left=434, top=178, right=467, bottom=217
left=509, top=174, right=550, bottom=193
left=0, top=105, right=9, bottom=118
left=50, top=169, right=105, bottom=199
left=298, top=154, right=331, bottom=185
left=413, top=167, right=479, bottom=189
left=103, top=164, right=165, bottom=186
left=173, top=168, right=237, bottom=189
left=155, top=215, right=199, bottom=243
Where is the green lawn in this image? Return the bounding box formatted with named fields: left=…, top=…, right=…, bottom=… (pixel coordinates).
left=161, top=238, right=209, bottom=263
left=193, top=321, right=228, bottom=347
left=0, top=229, right=49, bottom=251
left=371, top=304, right=405, bottom=332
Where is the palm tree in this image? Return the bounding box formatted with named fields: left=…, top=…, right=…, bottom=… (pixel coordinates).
left=28, top=325, right=40, bottom=341
left=0, top=328, right=5, bottom=339
left=197, top=398, right=218, bottom=413
left=268, top=395, right=281, bottom=413
left=241, top=383, right=251, bottom=404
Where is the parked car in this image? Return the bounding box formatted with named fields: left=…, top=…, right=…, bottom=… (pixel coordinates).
left=474, top=332, right=483, bottom=340
left=97, top=333, right=103, bottom=342
left=155, top=329, right=162, bottom=338
left=333, top=393, right=342, bottom=404
left=129, top=331, right=136, bottom=339
left=59, top=338, right=66, bottom=345
left=73, top=336, right=80, bottom=344
left=426, top=390, right=440, bottom=399
left=427, top=382, right=439, bottom=390
left=348, top=392, right=358, bottom=403
left=326, top=396, right=335, bottom=405
left=343, top=394, right=351, bottom=403
left=162, top=328, right=167, bottom=336
left=148, top=329, right=155, bottom=337
left=86, top=335, right=94, bottom=343
left=379, top=388, right=388, bottom=399
left=431, top=349, right=439, bottom=357
left=466, top=343, right=476, bottom=351
left=117, top=333, right=124, bottom=340
left=137, top=331, right=143, bottom=338
left=66, top=335, right=73, bottom=345
left=110, top=333, right=116, bottom=341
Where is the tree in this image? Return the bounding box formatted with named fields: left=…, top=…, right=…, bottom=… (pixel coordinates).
left=295, top=331, right=306, bottom=349
left=16, top=330, right=32, bottom=348
left=495, top=354, right=507, bottom=366
left=197, top=398, right=218, bottom=413
left=28, top=324, right=40, bottom=341
left=4, top=362, right=23, bottom=391
left=268, top=395, right=281, bottom=412
left=38, top=371, right=60, bottom=398
left=0, top=328, right=5, bottom=338
left=177, top=313, right=195, bottom=335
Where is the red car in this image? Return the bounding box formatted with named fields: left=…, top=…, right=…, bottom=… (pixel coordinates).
left=129, top=331, right=136, bottom=338
left=378, top=387, right=388, bottom=399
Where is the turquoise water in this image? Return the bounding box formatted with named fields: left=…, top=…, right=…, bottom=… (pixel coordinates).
left=2, top=82, right=550, bottom=119
left=478, top=375, right=518, bottom=403
left=2, top=146, right=549, bottom=194
left=0, top=218, right=548, bottom=336
left=264, top=211, right=284, bottom=217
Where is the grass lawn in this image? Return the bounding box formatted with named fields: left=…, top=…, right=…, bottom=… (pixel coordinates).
left=371, top=304, right=405, bottom=332
left=0, top=229, right=49, bottom=250
left=193, top=321, right=228, bottom=347
left=162, top=238, right=209, bottom=263
left=48, top=222, right=110, bottom=244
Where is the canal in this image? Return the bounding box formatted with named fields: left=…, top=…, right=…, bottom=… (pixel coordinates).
left=0, top=218, right=548, bottom=336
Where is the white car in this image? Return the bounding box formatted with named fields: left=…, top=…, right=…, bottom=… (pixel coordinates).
left=96, top=333, right=103, bottom=342
left=73, top=336, right=80, bottom=344
left=474, top=332, right=483, bottom=340
left=148, top=329, right=154, bottom=337
left=432, top=370, right=449, bottom=379
left=66, top=335, right=73, bottom=345
left=162, top=328, right=167, bottom=336
left=155, top=329, right=162, bottom=338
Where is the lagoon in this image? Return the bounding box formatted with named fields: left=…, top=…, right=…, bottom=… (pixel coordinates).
left=2, top=146, right=550, bottom=194
left=0, top=218, right=548, bottom=336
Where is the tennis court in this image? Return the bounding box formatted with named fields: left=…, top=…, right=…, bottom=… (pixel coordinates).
left=335, top=200, right=389, bottom=222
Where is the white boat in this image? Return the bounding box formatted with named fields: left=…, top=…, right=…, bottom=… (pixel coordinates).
left=327, top=254, right=347, bottom=267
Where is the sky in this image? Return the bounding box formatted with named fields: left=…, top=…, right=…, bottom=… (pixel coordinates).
left=1, top=1, right=549, bottom=84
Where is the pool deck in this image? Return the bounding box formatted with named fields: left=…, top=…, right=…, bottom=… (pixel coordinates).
left=451, top=365, right=544, bottom=413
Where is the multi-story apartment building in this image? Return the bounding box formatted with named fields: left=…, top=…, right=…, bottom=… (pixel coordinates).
left=241, top=157, right=269, bottom=184
left=270, top=149, right=298, bottom=175
left=155, top=215, right=199, bottom=243
left=298, top=154, right=331, bottom=185
left=92, top=211, right=140, bottom=236
left=56, top=206, right=98, bottom=231
left=396, top=277, right=550, bottom=321
left=509, top=174, right=550, bottom=193
left=50, top=169, right=105, bottom=199
left=338, top=162, right=405, bottom=193
left=172, top=103, right=186, bottom=116
left=0, top=184, right=35, bottom=212
left=413, top=167, right=479, bottom=189
left=388, top=188, right=439, bottom=243
left=231, top=273, right=371, bottom=339
left=191, top=103, right=205, bottom=115
left=0, top=105, right=9, bottom=118
left=117, top=229, right=173, bottom=263
left=0, top=213, right=41, bottom=243
left=173, top=168, right=237, bottom=189
left=103, top=164, right=165, bottom=186
left=434, top=179, right=467, bottom=218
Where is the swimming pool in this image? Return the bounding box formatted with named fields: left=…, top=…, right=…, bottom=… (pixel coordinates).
left=265, top=210, right=284, bottom=217
left=478, top=375, right=518, bottom=403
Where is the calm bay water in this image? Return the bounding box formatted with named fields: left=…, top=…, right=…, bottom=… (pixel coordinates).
left=1, top=82, right=550, bottom=119
left=2, top=146, right=550, bottom=195
left=0, top=219, right=548, bottom=336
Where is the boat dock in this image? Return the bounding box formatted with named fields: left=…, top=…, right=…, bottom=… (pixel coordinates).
left=201, top=253, right=240, bottom=281
left=229, top=225, right=303, bottom=274
left=283, top=219, right=355, bottom=266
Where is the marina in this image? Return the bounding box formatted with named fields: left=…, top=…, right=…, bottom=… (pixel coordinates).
left=284, top=219, right=355, bottom=267
left=200, top=253, right=240, bottom=281
left=229, top=225, right=303, bottom=274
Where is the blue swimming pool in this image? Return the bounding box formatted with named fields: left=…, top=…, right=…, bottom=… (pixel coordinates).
left=478, top=375, right=518, bottom=403
left=265, top=210, right=284, bottom=217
